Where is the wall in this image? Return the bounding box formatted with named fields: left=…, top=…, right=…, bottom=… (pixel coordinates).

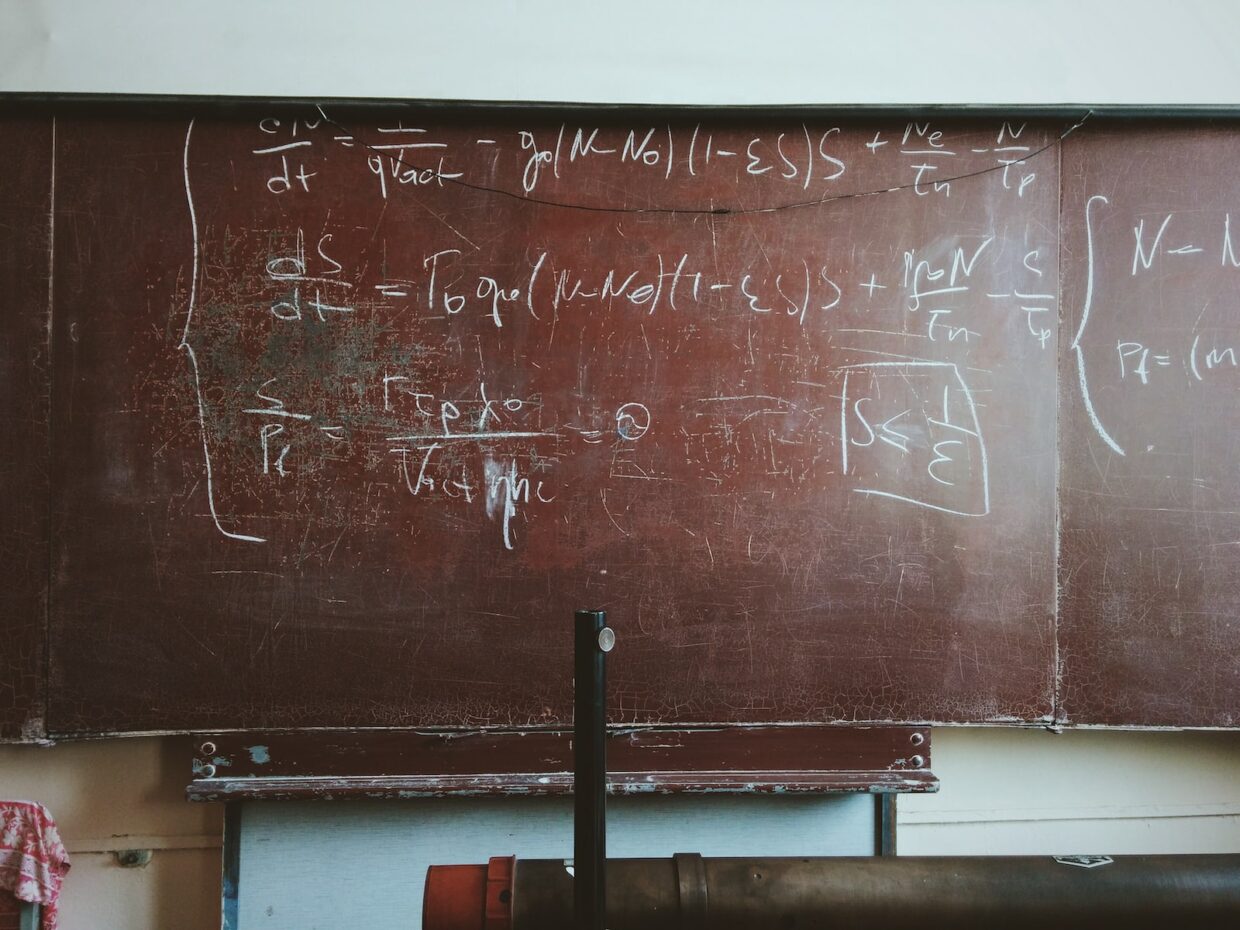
left=3, top=0, right=1240, bottom=105
left=899, top=728, right=1240, bottom=854
left=0, top=739, right=220, bottom=930
left=2, top=2, right=1239, bottom=929
left=2, top=729, right=1239, bottom=929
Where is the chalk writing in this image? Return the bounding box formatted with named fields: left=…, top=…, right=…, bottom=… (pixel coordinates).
left=839, top=362, right=990, bottom=517
left=179, top=114, right=1058, bottom=550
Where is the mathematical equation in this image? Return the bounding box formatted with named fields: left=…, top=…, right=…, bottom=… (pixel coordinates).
left=1073, top=195, right=1240, bottom=458
left=254, top=223, right=1052, bottom=356
left=176, top=115, right=1056, bottom=549
left=246, top=111, right=1049, bottom=207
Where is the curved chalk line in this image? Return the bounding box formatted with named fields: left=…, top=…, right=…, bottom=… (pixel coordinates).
left=180, top=119, right=266, bottom=543
left=1071, top=194, right=1125, bottom=457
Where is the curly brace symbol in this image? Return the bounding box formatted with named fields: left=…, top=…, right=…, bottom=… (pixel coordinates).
left=1071, top=194, right=1125, bottom=457
left=180, top=119, right=266, bottom=543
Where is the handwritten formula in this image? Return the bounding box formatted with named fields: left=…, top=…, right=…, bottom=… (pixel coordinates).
left=176, top=111, right=1060, bottom=561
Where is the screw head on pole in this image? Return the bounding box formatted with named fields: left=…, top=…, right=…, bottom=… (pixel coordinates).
left=597, top=627, right=615, bottom=652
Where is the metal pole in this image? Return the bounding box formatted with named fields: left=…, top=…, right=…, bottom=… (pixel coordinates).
left=873, top=794, right=896, bottom=856
left=574, top=609, right=611, bottom=930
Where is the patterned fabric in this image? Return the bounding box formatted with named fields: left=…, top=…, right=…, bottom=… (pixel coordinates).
left=0, top=802, right=70, bottom=930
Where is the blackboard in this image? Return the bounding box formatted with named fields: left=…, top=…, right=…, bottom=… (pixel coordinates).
left=1060, top=122, right=1240, bottom=726
left=0, top=102, right=1232, bottom=737
left=0, top=116, right=51, bottom=740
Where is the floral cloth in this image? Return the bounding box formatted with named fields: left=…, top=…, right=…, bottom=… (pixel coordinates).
left=0, top=802, right=70, bottom=930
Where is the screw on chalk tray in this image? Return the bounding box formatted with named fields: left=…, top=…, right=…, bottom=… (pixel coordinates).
left=575, top=609, right=612, bottom=930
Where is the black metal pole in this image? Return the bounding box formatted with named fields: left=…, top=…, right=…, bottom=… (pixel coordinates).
left=574, top=609, right=610, bottom=930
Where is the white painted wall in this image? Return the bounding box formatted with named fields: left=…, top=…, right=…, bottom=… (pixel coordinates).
left=1, top=3, right=1239, bottom=928
left=2, top=0, right=1240, bottom=105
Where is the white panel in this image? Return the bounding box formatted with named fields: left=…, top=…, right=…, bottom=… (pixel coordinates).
left=899, top=815, right=1240, bottom=856
left=898, top=727, right=1240, bottom=855
left=236, top=794, right=873, bottom=929
left=2, top=0, right=1240, bottom=105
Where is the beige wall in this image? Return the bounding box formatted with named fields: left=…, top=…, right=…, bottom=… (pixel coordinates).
left=3, top=728, right=1240, bottom=929
left=0, top=738, right=220, bottom=930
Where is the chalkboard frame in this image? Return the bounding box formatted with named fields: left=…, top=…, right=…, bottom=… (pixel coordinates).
left=185, top=726, right=935, bottom=800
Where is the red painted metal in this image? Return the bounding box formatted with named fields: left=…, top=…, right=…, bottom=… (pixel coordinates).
left=422, top=857, right=515, bottom=930
left=484, top=857, right=515, bottom=930
left=422, top=864, right=487, bottom=930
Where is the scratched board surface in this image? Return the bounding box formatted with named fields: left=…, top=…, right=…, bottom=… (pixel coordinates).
left=39, top=108, right=1062, bottom=733
left=1060, top=124, right=1240, bottom=726
left=0, top=118, right=51, bottom=740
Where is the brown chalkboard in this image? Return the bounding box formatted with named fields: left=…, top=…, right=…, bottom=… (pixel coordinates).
left=1060, top=123, right=1240, bottom=726
left=0, top=117, right=51, bottom=741
left=27, top=106, right=1063, bottom=735
left=11, top=104, right=1239, bottom=736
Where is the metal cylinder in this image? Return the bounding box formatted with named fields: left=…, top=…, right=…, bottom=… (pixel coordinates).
left=425, top=854, right=1240, bottom=930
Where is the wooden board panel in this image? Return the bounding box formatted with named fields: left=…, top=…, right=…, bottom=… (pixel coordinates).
left=0, top=117, right=52, bottom=741
left=44, top=106, right=1059, bottom=733
left=1059, top=124, right=1240, bottom=726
